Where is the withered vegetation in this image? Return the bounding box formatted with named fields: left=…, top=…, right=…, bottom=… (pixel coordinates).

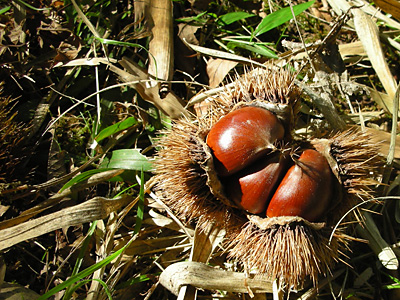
left=1, top=0, right=400, bottom=299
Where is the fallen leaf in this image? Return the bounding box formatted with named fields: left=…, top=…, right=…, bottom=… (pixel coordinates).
left=353, top=8, right=397, bottom=99
left=206, top=58, right=238, bottom=88
left=374, top=0, right=400, bottom=22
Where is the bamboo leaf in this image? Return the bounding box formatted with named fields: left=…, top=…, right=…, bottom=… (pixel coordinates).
left=59, top=169, right=114, bottom=193
left=254, top=0, right=315, bottom=37
left=226, top=41, right=277, bottom=58
left=101, top=149, right=153, bottom=172
left=95, top=117, right=139, bottom=143
left=218, top=12, right=255, bottom=25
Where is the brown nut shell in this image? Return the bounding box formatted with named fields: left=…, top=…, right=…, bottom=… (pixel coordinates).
left=224, top=152, right=289, bottom=214
left=266, top=149, right=333, bottom=222
left=206, top=106, right=284, bottom=176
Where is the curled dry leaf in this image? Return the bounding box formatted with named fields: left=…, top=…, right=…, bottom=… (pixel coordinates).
left=160, top=261, right=274, bottom=296
left=147, top=0, right=174, bottom=86
left=207, top=58, right=238, bottom=88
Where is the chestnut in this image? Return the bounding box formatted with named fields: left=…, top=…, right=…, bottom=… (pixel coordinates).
left=206, top=106, right=284, bottom=176
left=224, top=152, right=289, bottom=214
left=266, top=149, right=332, bottom=222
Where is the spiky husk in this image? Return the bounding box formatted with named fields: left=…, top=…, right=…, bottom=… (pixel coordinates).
left=0, top=95, right=30, bottom=184
left=154, top=66, right=300, bottom=225
left=227, top=127, right=383, bottom=289
left=329, top=128, right=383, bottom=198
left=153, top=119, right=237, bottom=226
left=154, top=67, right=383, bottom=291
left=227, top=216, right=348, bottom=289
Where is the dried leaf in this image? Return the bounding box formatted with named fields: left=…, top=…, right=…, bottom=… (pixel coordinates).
left=0, top=255, right=5, bottom=286
left=0, top=168, right=123, bottom=231
left=147, top=0, right=173, bottom=84
left=0, top=205, right=9, bottom=218
left=339, top=41, right=366, bottom=59
left=365, top=127, right=400, bottom=160
left=53, top=34, right=81, bottom=65
left=110, top=58, right=189, bottom=118
left=47, top=128, right=67, bottom=193
left=206, top=58, right=238, bottom=88
left=177, top=23, right=201, bottom=45
left=0, top=195, right=132, bottom=251
left=352, top=8, right=397, bottom=99
left=375, top=0, right=400, bottom=22
left=190, top=220, right=225, bottom=263
left=160, top=261, right=274, bottom=296
left=357, top=213, right=399, bottom=270
left=178, top=221, right=225, bottom=299
left=327, top=0, right=400, bottom=30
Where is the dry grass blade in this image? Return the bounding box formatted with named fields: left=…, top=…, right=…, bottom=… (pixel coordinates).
left=327, top=0, right=400, bottom=30
left=160, top=261, right=274, bottom=296
left=54, top=57, right=118, bottom=67
left=147, top=0, right=174, bottom=86
left=183, top=39, right=266, bottom=68
left=70, top=0, right=100, bottom=39
left=190, top=220, right=225, bottom=263
left=178, top=220, right=225, bottom=299
left=356, top=213, right=399, bottom=270
left=110, top=58, right=189, bottom=118
left=0, top=168, right=122, bottom=230
left=387, top=83, right=400, bottom=166
left=296, top=269, right=345, bottom=300
left=0, top=195, right=132, bottom=251
left=352, top=8, right=397, bottom=100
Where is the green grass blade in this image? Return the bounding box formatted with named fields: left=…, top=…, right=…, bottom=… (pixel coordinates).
left=59, top=168, right=114, bottom=193
left=65, top=279, right=112, bottom=299
left=37, top=235, right=137, bottom=300
left=382, top=272, right=400, bottom=289
left=0, top=6, right=11, bottom=14
left=101, top=149, right=153, bottom=172
left=72, top=221, right=97, bottom=275
left=115, top=274, right=152, bottom=290
left=254, top=0, right=315, bottom=37
left=134, top=170, right=145, bottom=234
left=63, top=221, right=98, bottom=299
left=95, top=117, right=139, bottom=144
left=218, top=11, right=255, bottom=26
left=226, top=41, right=278, bottom=58
left=13, top=0, right=50, bottom=11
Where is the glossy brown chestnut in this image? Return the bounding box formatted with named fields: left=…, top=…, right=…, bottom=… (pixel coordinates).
left=266, top=149, right=332, bottom=222
left=206, top=106, right=284, bottom=176
left=224, top=152, right=289, bottom=214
